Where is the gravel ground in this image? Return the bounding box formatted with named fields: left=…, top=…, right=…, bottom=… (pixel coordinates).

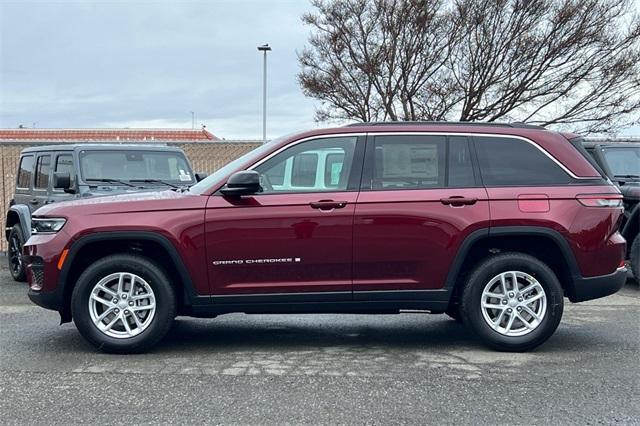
left=0, top=266, right=638, bottom=425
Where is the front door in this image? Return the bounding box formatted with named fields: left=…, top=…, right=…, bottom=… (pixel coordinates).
left=30, top=153, right=52, bottom=212
left=205, top=135, right=364, bottom=300
left=353, top=134, right=490, bottom=298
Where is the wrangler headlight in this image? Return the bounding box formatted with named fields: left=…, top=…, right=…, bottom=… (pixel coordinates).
left=32, top=217, right=67, bottom=234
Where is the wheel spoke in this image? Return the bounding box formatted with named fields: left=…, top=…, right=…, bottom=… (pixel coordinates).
left=500, top=273, right=508, bottom=295
left=116, top=273, right=125, bottom=294
left=504, top=312, right=516, bottom=332
left=96, top=284, right=117, bottom=298
left=484, top=292, right=504, bottom=299
left=122, top=315, right=133, bottom=335
left=525, top=293, right=544, bottom=304
left=91, top=293, right=114, bottom=307
left=522, top=305, right=541, bottom=322
left=131, top=302, right=155, bottom=312
left=102, top=314, right=120, bottom=331
left=131, top=312, right=143, bottom=329
left=128, top=275, right=137, bottom=296
left=516, top=312, right=534, bottom=329
left=482, top=302, right=505, bottom=310
left=492, top=309, right=507, bottom=330
left=510, top=272, right=519, bottom=291
left=96, top=307, right=116, bottom=323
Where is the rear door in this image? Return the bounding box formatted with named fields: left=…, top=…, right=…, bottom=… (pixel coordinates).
left=353, top=133, right=490, bottom=298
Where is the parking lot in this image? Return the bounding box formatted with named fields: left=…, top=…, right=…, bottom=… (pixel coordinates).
left=0, top=264, right=638, bottom=425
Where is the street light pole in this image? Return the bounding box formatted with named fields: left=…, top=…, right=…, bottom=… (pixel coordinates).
left=257, top=43, right=271, bottom=142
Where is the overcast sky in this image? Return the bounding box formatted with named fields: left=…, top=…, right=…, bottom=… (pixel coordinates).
left=0, top=0, right=322, bottom=139
left=1, top=0, right=638, bottom=139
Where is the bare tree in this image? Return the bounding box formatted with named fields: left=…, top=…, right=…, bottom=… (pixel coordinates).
left=299, top=0, right=640, bottom=133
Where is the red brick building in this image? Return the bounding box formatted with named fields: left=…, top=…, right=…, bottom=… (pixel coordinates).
left=0, top=128, right=219, bottom=142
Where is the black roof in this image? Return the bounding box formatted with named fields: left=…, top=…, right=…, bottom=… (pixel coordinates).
left=20, top=143, right=186, bottom=154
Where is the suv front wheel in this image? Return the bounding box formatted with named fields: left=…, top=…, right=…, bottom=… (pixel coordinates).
left=71, top=254, right=176, bottom=353
left=8, top=224, right=26, bottom=282
left=461, top=253, right=564, bottom=352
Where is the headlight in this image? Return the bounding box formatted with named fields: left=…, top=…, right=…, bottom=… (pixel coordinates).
left=32, top=217, right=67, bottom=234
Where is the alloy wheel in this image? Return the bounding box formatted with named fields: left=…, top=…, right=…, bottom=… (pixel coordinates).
left=88, top=272, right=156, bottom=339
left=480, top=271, right=547, bottom=337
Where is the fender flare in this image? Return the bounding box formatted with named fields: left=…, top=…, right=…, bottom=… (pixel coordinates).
left=443, top=226, right=582, bottom=299
left=57, top=231, right=206, bottom=322
left=6, top=204, right=32, bottom=241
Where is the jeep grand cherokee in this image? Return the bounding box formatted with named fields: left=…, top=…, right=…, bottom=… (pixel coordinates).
left=23, top=123, right=627, bottom=353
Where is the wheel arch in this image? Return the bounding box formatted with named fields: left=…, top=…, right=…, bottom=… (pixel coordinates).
left=6, top=205, right=32, bottom=241
left=445, top=226, right=582, bottom=303
left=58, top=231, right=203, bottom=322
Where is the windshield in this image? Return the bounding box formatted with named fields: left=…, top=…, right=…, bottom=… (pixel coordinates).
left=189, top=139, right=282, bottom=195
left=602, top=147, right=640, bottom=177
left=79, top=150, right=194, bottom=185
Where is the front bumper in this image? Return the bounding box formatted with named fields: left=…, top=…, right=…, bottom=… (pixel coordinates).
left=569, top=267, right=627, bottom=303
left=28, top=286, right=63, bottom=312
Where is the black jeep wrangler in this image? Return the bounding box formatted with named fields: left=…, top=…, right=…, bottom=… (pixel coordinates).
left=6, top=144, right=202, bottom=281
left=583, top=141, right=640, bottom=281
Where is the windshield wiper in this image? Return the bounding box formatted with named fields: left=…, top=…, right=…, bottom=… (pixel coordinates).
left=129, top=179, right=180, bottom=189
left=85, top=178, right=138, bottom=188
left=614, top=174, right=640, bottom=179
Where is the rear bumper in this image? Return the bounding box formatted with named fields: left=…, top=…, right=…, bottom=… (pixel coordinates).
left=569, top=267, right=627, bottom=303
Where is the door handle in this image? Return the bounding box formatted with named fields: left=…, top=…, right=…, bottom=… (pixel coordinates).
left=29, top=199, right=39, bottom=205
left=309, top=200, right=347, bottom=210
left=440, top=196, right=478, bottom=207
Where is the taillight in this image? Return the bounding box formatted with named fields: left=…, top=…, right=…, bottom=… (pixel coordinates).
left=576, top=194, right=623, bottom=207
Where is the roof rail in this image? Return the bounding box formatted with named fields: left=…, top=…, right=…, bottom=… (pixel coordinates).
left=343, top=121, right=545, bottom=130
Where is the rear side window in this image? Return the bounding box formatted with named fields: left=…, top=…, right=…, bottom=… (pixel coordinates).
left=17, top=155, right=35, bottom=189
left=371, top=135, right=446, bottom=189
left=34, top=155, right=51, bottom=189
left=475, top=137, right=572, bottom=186
left=367, top=135, right=476, bottom=190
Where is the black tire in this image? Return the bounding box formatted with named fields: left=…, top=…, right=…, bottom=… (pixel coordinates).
left=71, top=254, right=176, bottom=354
left=460, top=252, right=564, bottom=352
left=630, top=235, right=639, bottom=283
left=8, top=224, right=26, bottom=282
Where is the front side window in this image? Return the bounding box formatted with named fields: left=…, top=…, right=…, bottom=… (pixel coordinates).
left=475, top=137, right=572, bottom=186
left=254, top=136, right=357, bottom=194
left=34, top=155, right=51, bottom=190
left=17, top=155, right=35, bottom=189
left=54, top=154, right=75, bottom=189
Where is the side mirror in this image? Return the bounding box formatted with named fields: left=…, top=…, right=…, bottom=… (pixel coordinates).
left=220, top=171, right=260, bottom=196
left=195, top=172, right=208, bottom=182
left=53, top=172, right=73, bottom=193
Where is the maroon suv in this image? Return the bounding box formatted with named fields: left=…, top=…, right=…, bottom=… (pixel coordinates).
left=23, top=123, right=627, bottom=353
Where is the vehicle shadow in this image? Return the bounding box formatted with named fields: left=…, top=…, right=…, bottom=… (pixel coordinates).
left=160, top=314, right=478, bottom=352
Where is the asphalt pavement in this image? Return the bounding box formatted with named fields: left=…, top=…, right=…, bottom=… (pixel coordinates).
left=1, top=265, right=638, bottom=425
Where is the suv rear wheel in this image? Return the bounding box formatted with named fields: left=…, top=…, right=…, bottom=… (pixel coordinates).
left=461, top=252, right=564, bottom=351
left=71, top=254, right=176, bottom=353
left=8, top=224, right=26, bottom=282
